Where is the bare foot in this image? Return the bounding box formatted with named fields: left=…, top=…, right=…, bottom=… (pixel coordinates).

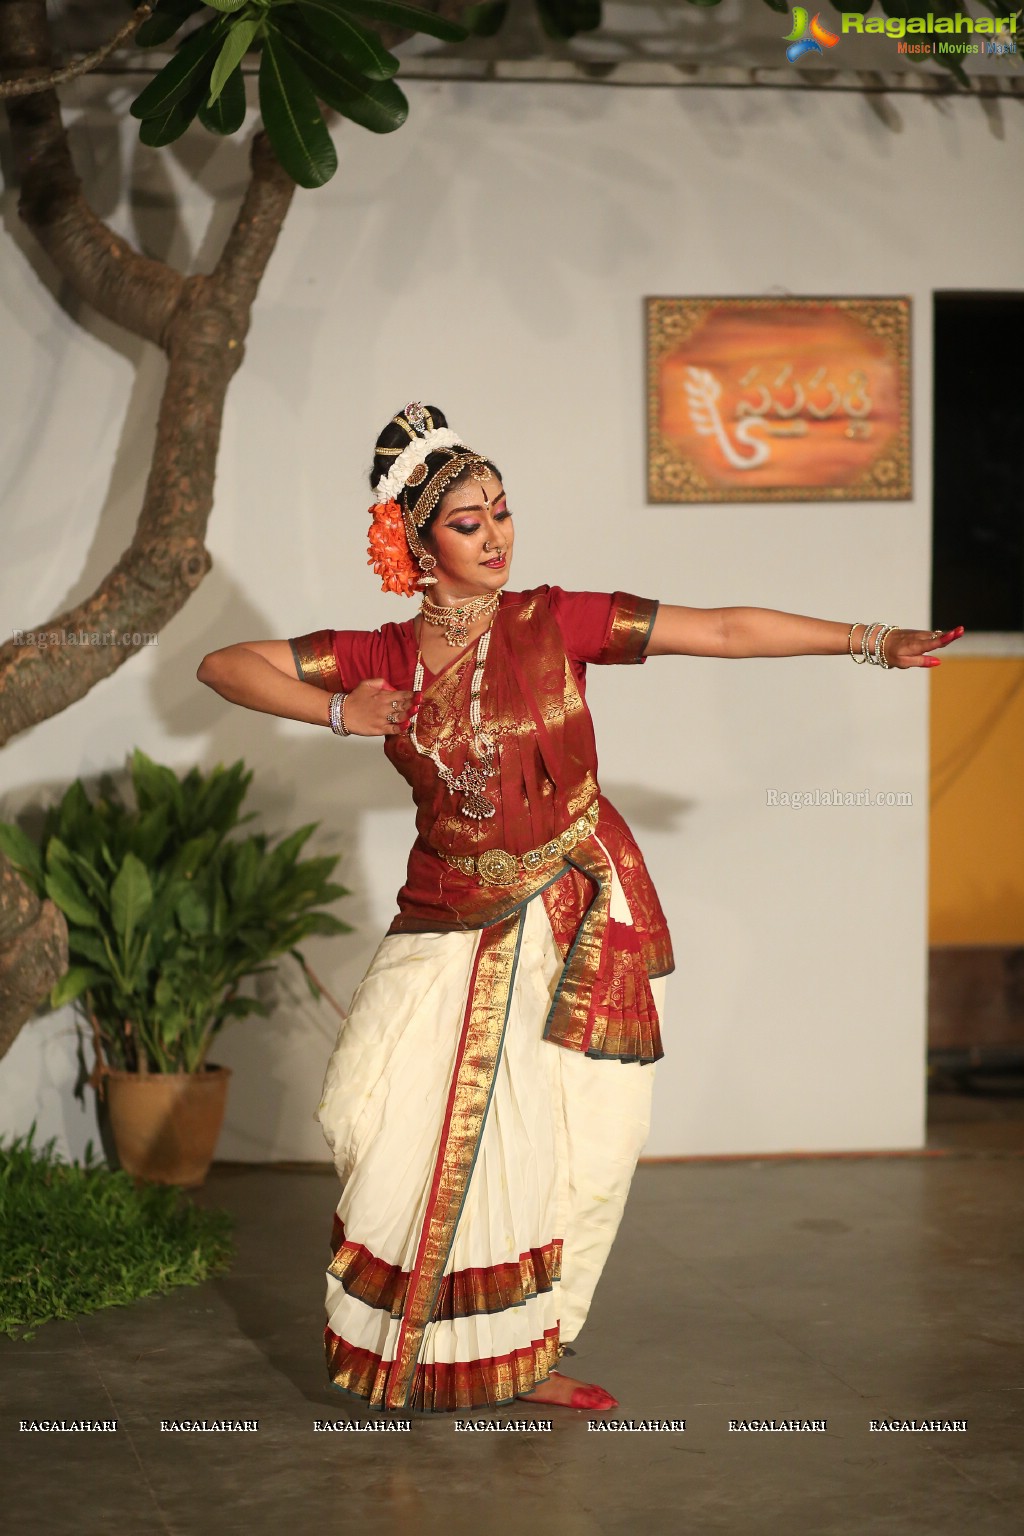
left=515, top=1369, right=618, bottom=1411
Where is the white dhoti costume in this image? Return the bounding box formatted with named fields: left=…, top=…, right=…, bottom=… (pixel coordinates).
left=316, top=867, right=663, bottom=1413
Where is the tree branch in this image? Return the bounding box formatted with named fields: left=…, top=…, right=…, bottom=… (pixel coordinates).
left=0, top=2, right=298, bottom=747
left=0, top=0, right=154, bottom=100
left=0, top=0, right=298, bottom=1048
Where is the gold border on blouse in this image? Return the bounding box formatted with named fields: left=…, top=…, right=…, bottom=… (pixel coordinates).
left=287, top=630, right=341, bottom=691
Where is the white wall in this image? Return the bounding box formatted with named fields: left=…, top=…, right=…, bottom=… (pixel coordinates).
left=2, top=73, right=1020, bottom=1161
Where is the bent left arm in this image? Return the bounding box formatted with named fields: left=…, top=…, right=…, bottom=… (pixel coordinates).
left=646, top=606, right=964, bottom=668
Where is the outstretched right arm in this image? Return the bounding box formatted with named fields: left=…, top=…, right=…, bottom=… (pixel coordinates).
left=196, top=642, right=411, bottom=735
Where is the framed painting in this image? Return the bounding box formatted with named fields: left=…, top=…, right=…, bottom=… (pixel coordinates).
left=645, top=296, right=911, bottom=503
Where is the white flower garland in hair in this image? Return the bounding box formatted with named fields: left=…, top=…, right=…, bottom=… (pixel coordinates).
left=374, top=428, right=465, bottom=502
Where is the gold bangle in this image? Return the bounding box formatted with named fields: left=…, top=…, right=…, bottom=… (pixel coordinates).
left=879, top=625, right=900, bottom=670
left=862, top=622, right=886, bottom=664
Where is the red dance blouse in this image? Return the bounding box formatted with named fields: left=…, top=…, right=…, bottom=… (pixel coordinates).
left=289, top=585, right=673, bottom=1064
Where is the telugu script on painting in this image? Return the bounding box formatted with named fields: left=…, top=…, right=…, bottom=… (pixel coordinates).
left=646, top=298, right=911, bottom=503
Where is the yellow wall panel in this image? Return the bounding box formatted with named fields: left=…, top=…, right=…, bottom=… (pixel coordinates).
left=929, top=658, right=1024, bottom=945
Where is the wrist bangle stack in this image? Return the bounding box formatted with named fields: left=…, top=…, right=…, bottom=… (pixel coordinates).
left=848, top=622, right=900, bottom=670
left=329, top=691, right=352, bottom=736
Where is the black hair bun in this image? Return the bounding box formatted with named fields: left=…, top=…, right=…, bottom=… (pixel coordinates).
left=370, top=404, right=450, bottom=492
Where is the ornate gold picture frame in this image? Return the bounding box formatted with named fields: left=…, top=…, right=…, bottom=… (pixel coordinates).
left=646, top=296, right=911, bottom=503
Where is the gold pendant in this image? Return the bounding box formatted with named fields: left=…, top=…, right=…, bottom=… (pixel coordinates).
left=456, top=764, right=496, bottom=819
left=460, top=790, right=496, bottom=820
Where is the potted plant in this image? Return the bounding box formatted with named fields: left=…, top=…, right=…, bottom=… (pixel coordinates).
left=0, top=749, right=351, bottom=1188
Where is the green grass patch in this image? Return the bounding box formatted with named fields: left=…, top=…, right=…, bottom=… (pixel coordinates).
left=0, top=1123, right=236, bottom=1341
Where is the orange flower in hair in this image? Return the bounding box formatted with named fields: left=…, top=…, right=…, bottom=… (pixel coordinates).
left=367, top=499, right=419, bottom=597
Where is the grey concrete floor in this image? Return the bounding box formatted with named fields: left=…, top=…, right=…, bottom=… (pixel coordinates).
left=2, top=1092, right=1022, bottom=1536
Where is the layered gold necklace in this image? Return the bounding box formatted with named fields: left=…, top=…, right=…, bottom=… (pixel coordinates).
left=408, top=618, right=497, bottom=819
left=421, top=590, right=500, bottom=648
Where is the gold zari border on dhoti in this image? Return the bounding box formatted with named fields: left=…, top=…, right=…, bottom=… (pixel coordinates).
left=326, top=1326, right=562, bottom=1414
left=327, top=1218, right=563, bottom=1319
left=380, top=906, right=530, bottom=1411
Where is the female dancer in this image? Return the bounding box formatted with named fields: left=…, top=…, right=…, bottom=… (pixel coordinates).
left=197, top=403, right=962, bottom=1416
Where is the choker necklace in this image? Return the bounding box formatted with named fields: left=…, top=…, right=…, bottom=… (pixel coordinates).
left=407, top=619, right=497, bottom=819
left=421, top=590, right=500, bottom=648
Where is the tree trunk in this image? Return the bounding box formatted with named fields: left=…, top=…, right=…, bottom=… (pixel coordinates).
left=0, top=0, right=298, bottom=1052
left=0, top=850, right=67, bottom=1059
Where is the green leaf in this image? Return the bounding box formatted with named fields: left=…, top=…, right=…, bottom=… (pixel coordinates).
left=199, top=61, right=249, bottom=133
left=257, top=22, right=337, bottom=187
left=61, top=847, right=109, bottom=905
left=218, top=996, right=272, bottom=1020
left=296, top=1, right=400, bottom=79
left=227, top=839, right=262, bottom=905
left=334, top=0, right=469, bottom=43
left=278, top=16, right=409, bottom=133
left=205, top=0, right=251, bottom=12
left=211, top=875, right=230, bottom=937
left=193, top=761, right=253, bottom=836
left=136, top=0, right=206, bottom=50
left=208, top=15, right=260, bottom=105
left=209, top=15, right=261, bottom=105
left=259, top=24, right=340, bottom=187
left=172, top=831, right=220, bottom=880
left=261, top=823, right=318, bottom=883
left=130, top=749, right=183, bottom=817
left=54, top=778, right=95, bottom=848
left=111, top=853, right=154, bottom=956
left=139, top=75, right=207, bottom=148
left=176, top=885, right=211, bottom=936
left=50, top=967, right=105, bottom=1010
left=298, top=912, right=351, bottom=935
left=126, top=805, right=171, bottom=868
left=43, top=872, right=99, bottom=927
left=45, top=841, right=101, bottom=928
left=463, top=0, right=509, bottom=36
left=0, top=823, right=44, bottom=891
left=154, top=975, right=176, bottom=1008
left=98, top=841, right=119, bottom=875
left=129, top=20, right=224, bottom=120
left=67, top=931, right=111, bottom=971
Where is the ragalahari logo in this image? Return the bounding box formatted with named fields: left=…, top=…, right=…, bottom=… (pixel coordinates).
left=784, top=9, right=840, bottom=63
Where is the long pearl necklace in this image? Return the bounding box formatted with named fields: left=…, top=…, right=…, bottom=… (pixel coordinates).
left=421, top=590, right=499, bottom=648
left=407, top=618, right=497, bottom=820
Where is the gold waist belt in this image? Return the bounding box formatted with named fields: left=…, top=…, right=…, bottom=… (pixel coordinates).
left=441, top=800, right=600, bottom=888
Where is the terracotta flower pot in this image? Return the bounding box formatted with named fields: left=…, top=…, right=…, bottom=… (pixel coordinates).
left=101, top=1063, right=232, bottom=1189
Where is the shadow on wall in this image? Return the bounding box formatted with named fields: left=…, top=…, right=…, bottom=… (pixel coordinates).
left=599, top=781, right=693, bottom=835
